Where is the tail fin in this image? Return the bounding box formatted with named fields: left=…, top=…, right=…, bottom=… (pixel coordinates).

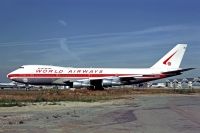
left=151, top=44, right=187, bottom=69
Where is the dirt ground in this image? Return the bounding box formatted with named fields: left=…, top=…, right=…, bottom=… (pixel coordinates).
left=0, top=93, right=200, bottom=133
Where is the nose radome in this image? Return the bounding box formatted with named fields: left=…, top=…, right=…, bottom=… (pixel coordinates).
left=7, top=72, right=13, bottom=79
left=7, top=73, right=10, bottom=79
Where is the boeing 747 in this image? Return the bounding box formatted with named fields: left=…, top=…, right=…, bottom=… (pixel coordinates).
left=7, top=44, right=194, bottom=90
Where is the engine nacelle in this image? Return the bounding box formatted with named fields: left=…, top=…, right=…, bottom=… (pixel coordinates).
left=73, top=81, right=91, bottom=88
left=102, top=79, right=121, bottom=87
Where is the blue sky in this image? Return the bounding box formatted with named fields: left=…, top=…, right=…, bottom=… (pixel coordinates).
left=0, top=0, right=200, bottom=82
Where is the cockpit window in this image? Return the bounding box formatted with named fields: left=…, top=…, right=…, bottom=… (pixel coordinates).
left=19, top=66, right=24, bottom=69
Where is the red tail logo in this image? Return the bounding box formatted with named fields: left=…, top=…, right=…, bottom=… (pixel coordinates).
left=163, top=51, right=177, bottom=66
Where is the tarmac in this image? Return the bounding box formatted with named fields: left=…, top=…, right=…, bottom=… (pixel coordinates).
left=0, top=94, right=200, bottom=133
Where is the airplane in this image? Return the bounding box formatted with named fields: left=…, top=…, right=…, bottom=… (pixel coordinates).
left=0, top=82, right=17, bottom=89
left=7, top=44, right=194, bottom=90
left=0, top=81, right=25, bottom=89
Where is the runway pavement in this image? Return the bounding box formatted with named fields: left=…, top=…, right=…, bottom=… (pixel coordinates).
left=0, top=94, right=200, bottom=133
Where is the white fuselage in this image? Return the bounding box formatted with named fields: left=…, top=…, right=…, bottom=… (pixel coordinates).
left=7, top=65, right=168, bottom=86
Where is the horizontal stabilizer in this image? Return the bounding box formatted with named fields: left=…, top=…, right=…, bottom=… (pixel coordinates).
left=162, top=68, right=195, bottom=74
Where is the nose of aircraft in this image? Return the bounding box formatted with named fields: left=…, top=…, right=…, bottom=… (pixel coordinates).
left=7, top=70, right=15, bottom=79
left=7, top=68, right=21, bottom=80
left=7, top=72, right=11, bottom=79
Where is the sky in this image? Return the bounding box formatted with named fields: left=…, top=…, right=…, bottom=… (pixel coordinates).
left=0, top=0, right=200, bottom=82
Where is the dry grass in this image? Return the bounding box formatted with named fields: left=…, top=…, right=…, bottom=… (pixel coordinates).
left=0, top=88, right=199, bottom=106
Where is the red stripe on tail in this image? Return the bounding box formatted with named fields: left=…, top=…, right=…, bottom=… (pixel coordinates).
left=163, top=51, right=177, bottom=65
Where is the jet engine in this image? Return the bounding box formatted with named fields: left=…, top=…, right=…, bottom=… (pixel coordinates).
left=102, top=78, right=121, bottom=87
left=72, top=81, right=91, bottom=88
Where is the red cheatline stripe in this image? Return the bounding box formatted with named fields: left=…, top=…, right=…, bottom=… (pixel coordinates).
left=8, top=73, right=166, bottom=79
left=8, top=74, right=130, bottom=78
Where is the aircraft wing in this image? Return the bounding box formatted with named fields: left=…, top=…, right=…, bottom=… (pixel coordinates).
left=61, top=75, right=141, bottom=86
left=162, top=68, right=195, bottom=75
left=87, top=74, right=142, bottom=81
left=118, top=75, right=143, bottom=78
left=88, top=75, right=143, bottom=85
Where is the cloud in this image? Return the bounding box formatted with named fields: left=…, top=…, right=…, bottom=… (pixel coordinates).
left=22, top=48, right=56, bottom=54
left=68, top=25, right=191, bottom=40
left=59, top=38, right=83, bottom=63
left=0, top=24, right=199, bottom=47
left=1, top=24, right=200, bottom=67
left=58, top=20, right=67, bottom=27
left=0, top=37, right=63, bottom=47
